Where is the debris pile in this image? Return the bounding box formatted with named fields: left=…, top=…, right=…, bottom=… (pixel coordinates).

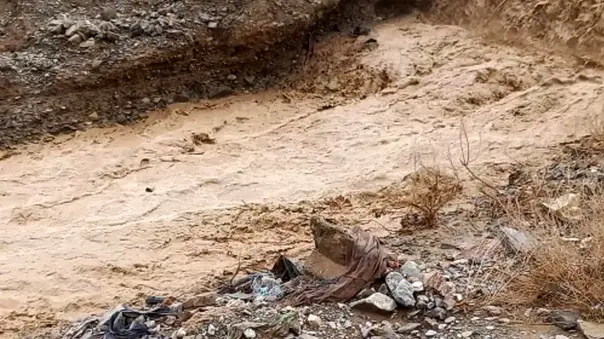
left=61, top=216, right=492, bottom=339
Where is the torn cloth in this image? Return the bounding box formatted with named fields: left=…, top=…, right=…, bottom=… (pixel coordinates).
left=288, top=225, right=390, bottom=305
left=63, top=305, right=174, bottom=339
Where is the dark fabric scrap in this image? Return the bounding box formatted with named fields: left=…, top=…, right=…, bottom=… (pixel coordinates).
left=288, top=225, right=390, bottom=305
left=271, top=255, right=303, bottom=282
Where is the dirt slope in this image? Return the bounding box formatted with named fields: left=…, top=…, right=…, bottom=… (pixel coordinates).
left=2, top=12, right=604, bottom=336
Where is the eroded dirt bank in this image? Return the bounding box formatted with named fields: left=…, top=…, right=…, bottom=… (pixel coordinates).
left=2, top=11, right=604, bottom=337
left=0, top=0, right=390, bottom=149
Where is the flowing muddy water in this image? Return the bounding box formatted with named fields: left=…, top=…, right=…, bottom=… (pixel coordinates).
left=1, top=16, right=603, bottom=334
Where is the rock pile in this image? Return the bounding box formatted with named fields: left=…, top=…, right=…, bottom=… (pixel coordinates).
left=46, top=4, right=189, bottom=48
left=350, top=260, right=458, bottom=321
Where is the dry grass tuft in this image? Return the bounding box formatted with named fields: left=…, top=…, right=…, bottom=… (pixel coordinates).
left=491, top=196, right=604, bottom=319
left=397, top=167, right=462, bottom=228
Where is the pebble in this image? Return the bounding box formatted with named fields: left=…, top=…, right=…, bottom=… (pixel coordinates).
left=350, top=292, right=397, bottom=313
left=401, top=260, right=422, bottom=280
left=101, top=7, right=117, bottom=21
left=227, top=74, right=237, bottom=80
left=485, top=326, right=495, bottom=330
left=79, top=39, right=95, bottom=48
left=461, top=330, right=474, bottom=338
left=425, top=307, right=447, bottom=320
left=68, top=34, right=83, bottom=44
left=411, top=281, right=424, bottom=292
left=397, top=323, right=421, bottom=333
left=173, top=328, right=186, bottom=339
left=307, top=314, right=322, bottom=328
left=444, top=317, right=456, bottom=324
left=554, top=336, right=569, bottom=339
left=208, top=22, right=218, bottom=28
left=484, top=305, right=502, bottom=315
left=498, top=318, right=511, bottom=324
left=207, top=324, right=216, bottom=336
left=425, top=330, right=437, bottom=337
left=65, top=24, right=79, bottom=37
left=243, top=328, right=256, bottom=338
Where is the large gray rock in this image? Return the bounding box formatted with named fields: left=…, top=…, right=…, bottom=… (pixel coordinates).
left=385, top=272, right=415, bottom=307
left=350, top=292, right=397, bottom=313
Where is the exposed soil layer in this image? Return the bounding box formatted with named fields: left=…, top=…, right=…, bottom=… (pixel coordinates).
left=0, top=0, right=396, bottom=149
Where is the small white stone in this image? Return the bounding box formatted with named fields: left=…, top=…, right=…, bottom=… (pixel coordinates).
left=207, top=324, right=216, bottom=336
left=444, top=317, right=456, bottom=324
left=307, top=314, right=322, bottom=328
left=461, top=330, right=473, bottom=338
left=243, top=328, right=256, bottom=338
left=411, top=281, right=424, bottom=292
left=486, top=326, right=495, bottom=330
left=425, top=330, right=437, bottom=337
left=554, top=335, right=570, bottom=339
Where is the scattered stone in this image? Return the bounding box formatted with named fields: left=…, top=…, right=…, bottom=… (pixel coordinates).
left=227, top=74, right=237, bottom=80
left=358, top=288, right=375, bottom=299
left=91, top=59, right=103, bottom=69
left=88, top=112, right=99, bottom=121
left=208, top=22, right=218, bottom=28
left=68, top=34, right=83, bottom=44
left=485, top=326, right=495, bottom=330
left=183, top=292, right=217, bottom=309
left=541, top=193, right=582, bottom=221
left=350, top=293, right=397, bottom=313
left=378, top=283, right=389, bottom=296
left=484, top=305, right=502, bottom=316
left=207, top=324, right=217, bottom=336
left=173, top=328, right=186, bottom=339
left=65, top=24, right=79, bottom=37
left=411, top=281, right=424, bottom=292
left=79, top=39, right=95, bottom=48
left=243, top=328, right=257, bottom=338
left=401, top=260, right=422, bottom=280
left=425, top=307, right=447, bottom=320
left=549, top=310, right=580, bottom=330
left=461, top=330, right=474, bottom=338
left=298, top=334, right=319, bottom=339
left=424, top=318, right=438, bottom=328
left=444, top=317, right=455, bottom=324
left=397, top=323, right=421, bottom=333
left=307, top=314, right=322, bottom=328
left=101, top=7, right=117, bottom=21
left=425, top=330, right=437, bottom=337
left=385, top=272, right=415, bottom=307
left=498, top=226, right=536, bottom=254
left=415, top=295, right=429, bottom=309
left=578, top=319, right=604, bottom=339
left=555, top=335, right=570, bottom=339
left=536, top=308, right=551, bottom=317
left=498, top=318, right=511, bottom=324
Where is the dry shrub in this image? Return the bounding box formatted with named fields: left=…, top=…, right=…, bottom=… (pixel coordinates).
left=397, top=167, right=462, bottom=228
left=491, top=195, right=604, bottom=319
